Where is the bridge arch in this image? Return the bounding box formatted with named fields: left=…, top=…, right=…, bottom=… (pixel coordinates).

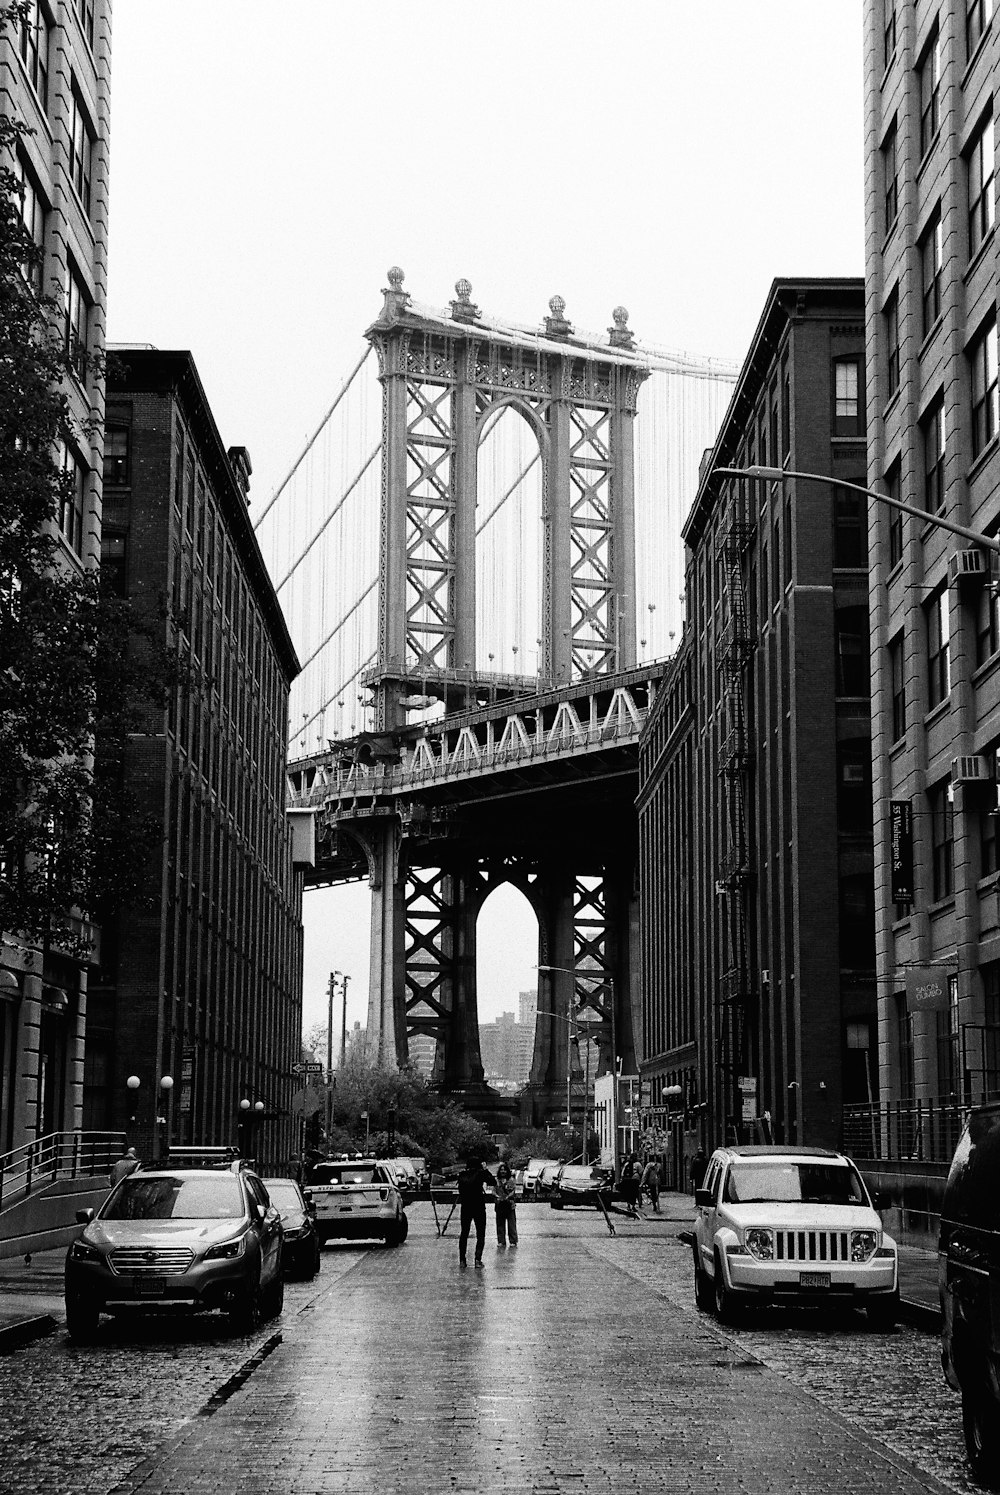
left=476, top=402, right=544, bottom=678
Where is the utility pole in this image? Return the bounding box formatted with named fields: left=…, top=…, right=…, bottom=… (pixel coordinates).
left=340, top=973, right=350, bottom=1069
left=326, top=972, right=338, bottom=1147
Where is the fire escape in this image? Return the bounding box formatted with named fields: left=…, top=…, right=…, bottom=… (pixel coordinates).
left=715, top=489, right=756, bottom=1140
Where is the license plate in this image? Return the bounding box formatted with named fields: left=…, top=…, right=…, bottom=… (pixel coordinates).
left=339, top=1205, right=353, bottom=1213
left=134, top=1277, right=165, bottom=1296
left=799, top=1271, right=831, bottom=1289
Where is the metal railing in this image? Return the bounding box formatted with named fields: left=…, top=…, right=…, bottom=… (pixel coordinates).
left=0, top=1131, right=125, bottom=1213
left=842, top=1100, right=966, bottom=1165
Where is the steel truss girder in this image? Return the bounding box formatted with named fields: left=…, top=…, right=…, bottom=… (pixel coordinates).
left=405, top=378, right=456, bottom=673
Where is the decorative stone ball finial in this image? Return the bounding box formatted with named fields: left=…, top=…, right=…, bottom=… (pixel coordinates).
left=387, top=266, right=405, bottom=289
left=609, top=304, right=635, bottom=349
left=612, top=306, right=629, bottom=329
left=450, top=277, right=480, bottom=324
left=455, top=278, right=472, bottom=302
left=549, top=294, right=567, bottom=319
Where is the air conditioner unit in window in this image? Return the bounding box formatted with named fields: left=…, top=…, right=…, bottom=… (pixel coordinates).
left=948, top=549, right=989, bottom=587
left=952, top=754, right=991, bottom=785
left=842, top=763, right=866, bottom=785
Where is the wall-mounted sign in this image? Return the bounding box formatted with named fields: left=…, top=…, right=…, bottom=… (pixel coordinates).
left=905, top=967, right=952, bottom=1012
left=890, top=800, right=913, bottom=904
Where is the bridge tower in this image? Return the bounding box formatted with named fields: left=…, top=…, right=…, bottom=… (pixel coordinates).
left=332, top=272, right=650, bottom=1118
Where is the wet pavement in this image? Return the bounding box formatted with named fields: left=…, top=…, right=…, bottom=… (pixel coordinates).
left=0, top=1194, right=973, bottom=1494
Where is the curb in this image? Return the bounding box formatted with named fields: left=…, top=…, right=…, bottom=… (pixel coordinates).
left=899, top=1297, right=940, bottom=1332
left=0, top=1313, right=58, bottom=1354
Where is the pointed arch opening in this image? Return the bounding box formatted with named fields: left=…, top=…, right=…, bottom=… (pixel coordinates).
left=476, top=403, right=544, bottom=679
left=476, top=882, right=538, bottom=1092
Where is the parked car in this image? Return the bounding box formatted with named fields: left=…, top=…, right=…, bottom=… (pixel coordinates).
left=939, top=1102, right=1000, bottom=1484
left=307, top=1159, right=408, bottom=1246
left=522, top=1157, right=560, bottom=1200
left=394, top=1156, right=428, bottom=1190
left=550, top=1163, right=614, bottom=1210
left=262, top=1177, right=321, bottom=1279
left=64, top=1163, right=284, bottom=1340
left=534, top=1162, right=563, bottom=1201
left=693, top=1145, right=898, bottom=1326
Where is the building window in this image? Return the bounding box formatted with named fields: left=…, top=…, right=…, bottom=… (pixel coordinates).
left=969, top=111, right=996, bottom=259
left=919, top=25, right=942, bottom=159
left=100, top=533, right=127, bottom=596
left=69, top=88, right=94, bottom=217
left=13, top=153, right=45, bottom=291
left=977, top=573, right=1000, bottom=663
left=927, top=587, right=951, bottom=708
left=971, top=317, right=999, bottom=458
left=75, top=0, right=95, bottom=47
left=886, top=462, right=903, bottom=567
left=835, top=605, right=869, bottom=697
left=967, top=0, right=994, bottom=59
left=883, top=119, right=898, bottom=232
left=920, top=208, right=943, bottom=337
left=783, top=490, right=792, bottom=587
left=834, top=486, right=867, bottom=567
left=884, top=2, right=897, bottom=68
left=982, top=799, right=999, bottom=878
left=103, top=427, right=129, bottom=486
left=782, top=370, right=791, bottom=459
left=930, top=779, right=955, bottom=901
left=838, top=743, right=872, bottom=833
left=897, top=992, right=914, bottom=1100
left=885, top=289, right=900, bottom=398
left=834, top=359, right=863, bottom=437
left=19, top=0, right=51, bottom=111
left=64, top=260, right=89, bottom=381
left=923, top=397, right=945, bottom=513
left=59, top=444, right=86, bottom=556
left=889, top=633, right=906, bottom=741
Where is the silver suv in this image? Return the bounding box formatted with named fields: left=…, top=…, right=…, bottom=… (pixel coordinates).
left=693, top=1145, right=898, bottom=1326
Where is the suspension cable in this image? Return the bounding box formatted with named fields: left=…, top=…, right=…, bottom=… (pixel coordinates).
left=274, top=442, right=381, bottom=594
left=290, top=651, right=377, bottom=749
left=298, top=577, right=378, bottom=673
left=475, top=452, right=539, bottom=536
left=253, top=345, right=372, bottom=531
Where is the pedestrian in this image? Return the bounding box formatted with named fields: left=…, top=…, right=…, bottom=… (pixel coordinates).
left=494, top=1161, right=518, bottom=1248
left=456, top=1156, right=494, bottom=1267
left=690, top=1145, right=708, bottom=1193
left=640, top=1155, right=661, bottom=1212
left=110, top=1146, right=140, bottom=1186
left=619, top=1153, right=640, bottom=1214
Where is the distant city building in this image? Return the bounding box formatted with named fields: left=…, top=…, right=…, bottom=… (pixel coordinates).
left=479, top=1011, right=535, bottom=1088
left=90, top=349, right=309, bottom=1169
left=0, top=0, right=112, bottom=1152
left=863, top=0, right=1000, bottom=1124
left=638, top=278, right=874, bottom=1177
left=518, top=989, right=537, bottom=1026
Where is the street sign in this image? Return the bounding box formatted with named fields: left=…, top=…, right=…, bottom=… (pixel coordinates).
left=738, top=1076, right=756, bottom=1093
left=292, top=1061, right=324, bottom=1075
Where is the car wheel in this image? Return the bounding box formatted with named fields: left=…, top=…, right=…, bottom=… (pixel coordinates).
left=550, top=1200, right=563, bottom=1210
left=65, top=1295, right=100, bottom=1342
left=867, top=1290, right=899, bottom=1332
left=963, top=1380, right=1000, bottom=1488
left=310, top=1242, right=322, bottom=1276
left=694, top=1252, right=713, bottom=1312
left=713, top=1252, right=739, bottom=1324
left=229, top=1276, right=263, bottom=1334
left=265, top=1271, right=285, bottom=1320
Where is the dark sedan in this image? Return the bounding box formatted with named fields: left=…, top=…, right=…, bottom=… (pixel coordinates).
left=263, top=1178, right=321, bottom=1278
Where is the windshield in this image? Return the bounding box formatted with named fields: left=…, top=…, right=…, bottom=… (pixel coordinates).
left=102, top=1175, right=245, bottom=1221
left=264, top=1182, right=302, bottom=1210
left=312, top=1165, right=379, bottom=1186
left=723, top=1161, right=866, bottom=1206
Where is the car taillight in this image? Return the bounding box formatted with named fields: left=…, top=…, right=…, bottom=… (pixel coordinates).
left=379, top=1187, right=389, bottom=1202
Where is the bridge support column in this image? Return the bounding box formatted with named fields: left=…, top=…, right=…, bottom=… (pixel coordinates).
left=367, top=824, right=407, bottom=1070
left=527, top=866, right=577, bottom=1121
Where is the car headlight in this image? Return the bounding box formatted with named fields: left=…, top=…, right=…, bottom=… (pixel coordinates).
left=744, top=1228, right=774, bottom=1260
left=851, top=1230, right=878, bottom=1263
left=69, top=1239, right=101, bottom=1263
left=204, top=1235, right=247, bottom=1261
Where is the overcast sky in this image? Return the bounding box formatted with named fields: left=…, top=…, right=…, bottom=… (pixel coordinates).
left=106, top=1, right=866, bottom=1039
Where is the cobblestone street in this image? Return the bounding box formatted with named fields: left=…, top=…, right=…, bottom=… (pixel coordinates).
left=0, top=1200, right=974, bottom=1495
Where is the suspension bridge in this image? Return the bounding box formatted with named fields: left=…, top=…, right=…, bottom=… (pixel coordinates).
left=256, top=270, right=737, bottom=1124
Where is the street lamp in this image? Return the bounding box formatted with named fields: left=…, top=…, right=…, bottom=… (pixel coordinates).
left=158, top=1075, right=174, bottom=1157
left=713, top=465, right=1000, bottom=554
left=536, top=965, right=617, bottom=1173
left=534, top=1009, right=576, bottom=1130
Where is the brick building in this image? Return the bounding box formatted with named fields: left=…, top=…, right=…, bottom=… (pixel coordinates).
left=638, top=279, right=876, bottom=1180
left=91, top=349, right=308, bottom=1169
left=864, top=0, right=1000, bottom=1128
left=0, top=0, right=112, bottom=1152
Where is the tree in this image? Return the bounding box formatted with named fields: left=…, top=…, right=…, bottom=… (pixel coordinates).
left=1, top=7, right=170, bottom=955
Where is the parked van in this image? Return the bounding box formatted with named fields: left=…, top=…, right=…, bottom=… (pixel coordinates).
left=940, top=1102, right=1000, bottom=1484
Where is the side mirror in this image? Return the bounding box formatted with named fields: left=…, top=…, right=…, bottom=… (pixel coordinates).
left=257, top=1204, right=267, bottom=1220
left=694, top=1189, right=714, bottom=1208
left=75, top=1207, right=95, bottom=1225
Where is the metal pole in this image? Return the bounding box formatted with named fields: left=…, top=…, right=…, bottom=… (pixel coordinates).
left=609, top=977, right=619, bottom=1182
left=566, top=1012, right=572, bottom=1130
left=327, top=973, right=337, bottom=1146
left=340, top=974, right=349, bottom=1068
left=583, top=1022, right=590, bottom=1167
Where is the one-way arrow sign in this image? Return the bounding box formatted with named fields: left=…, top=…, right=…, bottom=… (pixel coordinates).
left=292, top=1061, right=325, bottom=1075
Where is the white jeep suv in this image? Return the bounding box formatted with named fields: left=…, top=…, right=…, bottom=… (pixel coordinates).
left=693, top=1145, right=898, bottom=1327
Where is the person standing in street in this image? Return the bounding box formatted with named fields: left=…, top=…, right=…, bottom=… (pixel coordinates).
left=640, top=1155, right=661, bottom=1212
left=457, top=1156, right=494, bottom=1267
left=110, top=1147, right=140, bottom=1186
left=690, top=1146, right=708, bottom=1193
left=494, top=1161, right=518, bottom=1248
left=619, top=1153, right=640, bottom=1215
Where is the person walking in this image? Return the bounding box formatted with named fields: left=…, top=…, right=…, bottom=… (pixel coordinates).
left=619, top=1153, right=640, bottom=1215
left=690, top=1146, right=709, bottom=1193
left=110, top=1146, right=140, bottom=1186
left=494, top=1161, right=518, bottom=1248
left=456, top=1156, right=494, bottom=1267
left=640, top=1155, right=661, bottom=1212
